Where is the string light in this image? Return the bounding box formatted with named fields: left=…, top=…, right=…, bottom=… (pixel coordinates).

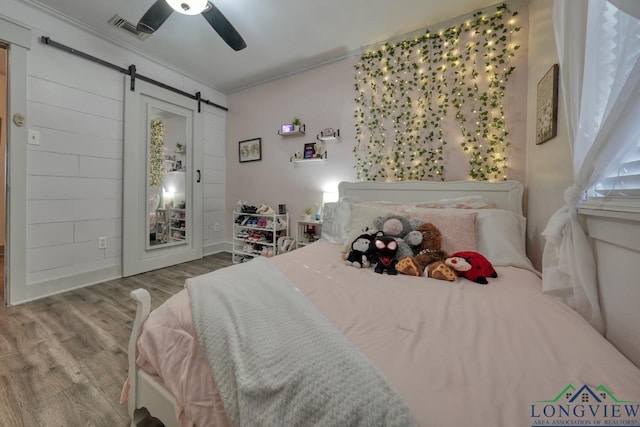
left=353, top=4, right=519, bottom=181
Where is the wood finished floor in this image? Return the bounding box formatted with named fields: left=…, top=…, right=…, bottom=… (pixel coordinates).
left=0, top=252, right=233, bottom=427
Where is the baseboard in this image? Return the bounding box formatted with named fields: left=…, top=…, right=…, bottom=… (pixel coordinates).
left=203, top=241, right=232, bottom=256
left=10, top=265, right=121, bottom=305
left=10, top=244, right=232, bottom=305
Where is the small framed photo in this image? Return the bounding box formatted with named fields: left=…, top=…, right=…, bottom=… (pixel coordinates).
left=536, top=64, right=559, bottom=145
left=281, top=124, right=294, bottom=133
left=239, top=138, right=262, bottom=163
left=320, top=128, right=335, bottom=138
left=303, top=142, right=316, bottom=159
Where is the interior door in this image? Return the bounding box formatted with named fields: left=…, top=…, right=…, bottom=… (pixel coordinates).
left=123, top=76, right=203, bottom=276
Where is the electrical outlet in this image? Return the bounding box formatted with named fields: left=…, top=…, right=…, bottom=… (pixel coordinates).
left=214, top=222, right=220, bottom=231
left=98, top=236, right=107, bottom=249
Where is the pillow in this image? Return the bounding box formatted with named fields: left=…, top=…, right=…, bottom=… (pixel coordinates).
left=409, top=207, right=534, bottom=271
left=321, top=201, right=351, bottom=244
left=474, top=209, right=535, bottom=272
left=396, top=209, right=478, bottom=254
left=341, top=204, right=392, bottom=252
left=342, top=204, right=478, bottom=255
left=344, top=203, right=535, bottom=271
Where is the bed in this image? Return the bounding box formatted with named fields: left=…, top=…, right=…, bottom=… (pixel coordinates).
left=122, top=180, right=640, bottom=427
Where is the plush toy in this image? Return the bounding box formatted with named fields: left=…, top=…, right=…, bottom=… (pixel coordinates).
left=395, top=256, right=423, bottom=276
left=344, top=233, right=376, bottom=268
left=426, top=260, right=458, bottom=281
left=396, top=223, right=453, bottom=281
left=445, top=251, right=497, bottom=284
left=413, top=223, right=448, bottom=265
left=372, top=215, right=423, bottom=260
left=372, top=234, right=399, bottom=275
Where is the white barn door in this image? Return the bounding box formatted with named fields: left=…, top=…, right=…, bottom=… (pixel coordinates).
left=122, top=76, right=203, bottom=276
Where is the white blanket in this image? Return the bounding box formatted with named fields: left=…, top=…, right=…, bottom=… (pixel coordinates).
left=187, top=256, right=415, bottom=427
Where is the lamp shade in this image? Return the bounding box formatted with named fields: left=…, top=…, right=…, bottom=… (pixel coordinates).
left=165, top=0, right=208, bottom=15
left=162, top=171, right=185, bottom=194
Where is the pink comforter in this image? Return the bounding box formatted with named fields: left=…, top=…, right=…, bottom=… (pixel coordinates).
left=133, top=241, right=640, bottom=426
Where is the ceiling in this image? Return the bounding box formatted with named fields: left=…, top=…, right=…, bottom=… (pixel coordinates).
left=26, top=0, right=503, bottom=93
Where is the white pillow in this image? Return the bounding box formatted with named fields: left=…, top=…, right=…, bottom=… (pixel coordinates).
left=320, top=202, right=351, bottom=244
left=474, top=209, right=536, bottom=272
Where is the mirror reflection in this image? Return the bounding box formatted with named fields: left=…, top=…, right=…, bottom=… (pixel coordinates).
left=147, top=109, right=188, bottom=248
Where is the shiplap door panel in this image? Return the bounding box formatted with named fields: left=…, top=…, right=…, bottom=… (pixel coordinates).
left=123, top=77, right=203, bottom=277
left=201, top=107, right=226, bottom=248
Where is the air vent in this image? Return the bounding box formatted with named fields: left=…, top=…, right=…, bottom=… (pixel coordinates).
left=108, top=14, right=151, bottom=40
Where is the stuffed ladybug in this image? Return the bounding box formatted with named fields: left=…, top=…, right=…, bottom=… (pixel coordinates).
left=444, top=251, right=497, bottom=284
left=373, top=234, right=399, bottom=275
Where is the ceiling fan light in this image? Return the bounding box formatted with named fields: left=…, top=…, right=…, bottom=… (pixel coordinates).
left=164, top=0, right=208, bottom=15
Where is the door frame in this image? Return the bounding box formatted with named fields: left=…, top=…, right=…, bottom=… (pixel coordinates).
left=122, top=76, right=203, bottom=277
left=1, top=16, right=30, bottom=305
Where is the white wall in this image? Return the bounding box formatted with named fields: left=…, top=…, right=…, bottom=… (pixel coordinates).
left=0, top=46, right=6, bottom=250
left=2, top=0, right=226, bottom=302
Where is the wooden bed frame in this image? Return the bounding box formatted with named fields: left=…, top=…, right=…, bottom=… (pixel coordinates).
left=125, top=180, right=525, bottom=426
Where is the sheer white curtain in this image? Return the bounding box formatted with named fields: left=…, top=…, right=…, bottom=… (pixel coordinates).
left=542, top=0, right=640, bottom=334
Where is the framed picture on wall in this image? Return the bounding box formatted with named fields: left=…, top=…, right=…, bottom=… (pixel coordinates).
left=536, top=64, right=559, bottom=145
left=239, top=138, right=262, bottom=163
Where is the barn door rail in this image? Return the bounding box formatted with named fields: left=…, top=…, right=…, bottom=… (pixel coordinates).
left=40, top=36, right=228, bottom=112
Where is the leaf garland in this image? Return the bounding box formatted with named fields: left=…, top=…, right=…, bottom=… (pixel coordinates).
left=354, top=3, right=521, bottom=181
left=149, top=118, right=165, bottom=188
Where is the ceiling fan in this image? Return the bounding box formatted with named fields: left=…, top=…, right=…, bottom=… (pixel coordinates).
left=136, top=0, right=247, bottom=51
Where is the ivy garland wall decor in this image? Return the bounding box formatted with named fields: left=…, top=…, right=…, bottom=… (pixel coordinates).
left=149, top=118, right=165, bottom=188
left=354, top=3, right=521, bottom=181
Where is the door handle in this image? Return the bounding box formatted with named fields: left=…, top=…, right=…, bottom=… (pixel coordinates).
left=196, top=169, right=201, bottom=183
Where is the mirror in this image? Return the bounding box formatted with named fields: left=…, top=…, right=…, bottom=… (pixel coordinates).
left=147, top=108, right=188, bottom=249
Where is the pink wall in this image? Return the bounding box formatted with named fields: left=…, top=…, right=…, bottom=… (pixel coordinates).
left=524, top=0, right=573, bottom=271
left=225, top=58, right=360, bottom=239
left=225, top=5, right=530, bottom=244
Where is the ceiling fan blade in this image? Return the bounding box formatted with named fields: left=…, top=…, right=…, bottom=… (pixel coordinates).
left=137, top=0, right=174, bottom=34
left=201, top=3, right=247, bottom=51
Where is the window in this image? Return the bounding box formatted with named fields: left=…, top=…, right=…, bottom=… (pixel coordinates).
left=590, top=145, right=640, bottom=198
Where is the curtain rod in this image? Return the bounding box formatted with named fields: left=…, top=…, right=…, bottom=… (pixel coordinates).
left=40, top=36, right=228, bottom=112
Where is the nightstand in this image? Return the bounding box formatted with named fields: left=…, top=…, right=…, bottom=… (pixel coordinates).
left=297, top=220, right=322, bottom=247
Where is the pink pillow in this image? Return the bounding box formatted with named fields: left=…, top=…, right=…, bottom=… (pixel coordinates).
left=398, top=209, right=478, bottom=254
left=343, top=203, right=478, bottom=255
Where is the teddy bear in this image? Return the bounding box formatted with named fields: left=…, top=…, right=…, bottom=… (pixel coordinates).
left=396, top=223, right=457, bottom=281
left=372, top=215, right=423, bottom=260
left=413, top=223, right=448, bottom=266
left=445, top=251, right=497, bottom=284
left=344, top=233, right=376, bottom=268
left=372, top=233, right=399, bottom=275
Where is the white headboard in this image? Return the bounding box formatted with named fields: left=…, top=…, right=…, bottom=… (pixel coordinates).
left=338, top=180, right=524, bottom=215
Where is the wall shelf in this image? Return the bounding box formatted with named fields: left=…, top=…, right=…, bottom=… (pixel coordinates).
left=290, top=155, right=327, bottom=163
left=317, top=128, right=340, bottom=141
left=278, top=124, right=306, bottom=136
